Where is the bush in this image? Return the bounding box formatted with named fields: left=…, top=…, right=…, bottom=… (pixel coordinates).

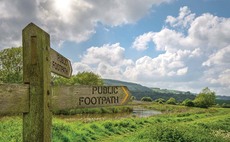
left=166, top=97, right=177, bottom=105
left=141, top=97, right=152, bottom=102
left=222, top=103, right=230, bottom=108
left=182, top=99, right=194, bottom=107
left=155, top=98, right=165, bottom=104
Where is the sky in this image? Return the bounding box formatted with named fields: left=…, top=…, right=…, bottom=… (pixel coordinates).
left=0, top=0, right=230, bottom=96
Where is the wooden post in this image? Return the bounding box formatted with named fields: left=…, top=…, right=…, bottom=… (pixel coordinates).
left=22, top=23, right=52, bottom=142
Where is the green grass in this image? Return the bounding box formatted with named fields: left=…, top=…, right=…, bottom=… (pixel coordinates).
left=0, top=116, right=22, bottom=142
left=52, top=106, right=133, bottom=115
left=0, top=104, right=230, bottom=142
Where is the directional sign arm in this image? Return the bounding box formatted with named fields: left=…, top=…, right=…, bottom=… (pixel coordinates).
left=51, top=86, right=131, bottom=111
left=50, top=48, right=72, bottom=78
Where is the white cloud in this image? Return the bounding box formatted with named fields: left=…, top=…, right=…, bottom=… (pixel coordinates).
left=1, top=1, right=229, bottom=96
left=72, top=62, right=93, bottom=74
left=132, top=32, right=154, bottom=50
left=202, top=45, right=230, bottom=67
left=0, top=0, right=173, bottom=50
left=81, top=43, right=133, bottom=66
left=177, top=67, right=188, bottom=76
left=189, top=13, right=230, bottom=49
left=123, top=49, right=191, bottom=82
left=130, top=6, right=230, bottom=95
left=71, top=4, right=230, bottom=96
left=74, top=43, right=133, bottom=80
left=166, top=6, right=195, bottom=28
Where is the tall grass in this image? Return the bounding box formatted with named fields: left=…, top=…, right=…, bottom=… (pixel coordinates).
left=52, top=106, right=133, bottom=115
left=0, top=104, right=229, bottom=142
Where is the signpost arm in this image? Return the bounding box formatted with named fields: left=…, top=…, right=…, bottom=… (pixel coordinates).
left=22, top=23, right=52, bottom=142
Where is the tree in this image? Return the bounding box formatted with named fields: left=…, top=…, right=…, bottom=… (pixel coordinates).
left=0, top=47, right=23, bottom=83
left=53, top=71, right=104, bottom=86
left=193, top=87, right=216, bottom=108
left=166, top=97, right=176, bottom=105
left=75, top=71, right=104, bottom=85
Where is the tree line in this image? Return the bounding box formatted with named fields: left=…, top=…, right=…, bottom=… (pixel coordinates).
left=140, top=87, right=216, bottom=108
left=0, top=47, right=103, bottom=85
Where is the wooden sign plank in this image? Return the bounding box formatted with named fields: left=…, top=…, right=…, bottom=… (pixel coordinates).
left=50, top=48, right=72, bottom=78
left=0, top=84, right=29, bottom=114
left=51, top=86, right=131, bottom=111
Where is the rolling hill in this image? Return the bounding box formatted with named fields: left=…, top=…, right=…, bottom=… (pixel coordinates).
left=103, top=79, right=230, bottom=104
left=103, top=79, right=196, bottom=102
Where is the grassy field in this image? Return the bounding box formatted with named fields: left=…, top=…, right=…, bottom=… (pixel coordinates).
left=0, top=103, right=230, bottom=142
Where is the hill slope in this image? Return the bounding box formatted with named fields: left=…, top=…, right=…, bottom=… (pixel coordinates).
left=103, top=79, right=196, bottom=102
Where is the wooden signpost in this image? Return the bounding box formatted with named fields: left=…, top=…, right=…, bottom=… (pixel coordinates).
left=0, top=23, right=131, bottom=142
left=22, top=23, right=52, bottom=142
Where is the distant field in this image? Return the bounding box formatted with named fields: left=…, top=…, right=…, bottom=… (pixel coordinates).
left=0, top=103, right=230, bottom=142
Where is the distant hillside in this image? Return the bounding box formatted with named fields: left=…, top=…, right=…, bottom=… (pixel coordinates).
left=104, top=79, right=152, bottom=92
left=103, top=79, right=196, bottom=102
left=217, top=96, right=230, bottom=100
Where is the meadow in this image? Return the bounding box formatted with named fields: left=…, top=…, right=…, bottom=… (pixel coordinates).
left=0, top=103, right=230, bottom=142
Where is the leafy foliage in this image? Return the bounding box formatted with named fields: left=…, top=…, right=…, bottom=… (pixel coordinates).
left=182, top=99, right=194, bottom=107
left=141, top=97, right=152, bottom=102
left=193, top=87, right=216, bottom=108
left=166, top=97, right=177, bottom=105
left=155, top=98, right=165, bottom=104
left=0, top=47, right=23, bottom=83
left=53, top=71, right=104, bottom=86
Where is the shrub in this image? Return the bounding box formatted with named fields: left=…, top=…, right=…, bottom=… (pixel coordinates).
left=141, top=97, right=152, bottom=102
left=155, top=98, right=165, bottom=104
left=166, top=97, right=177, bottom=105
left=182, top=99, right=194, bottom=107
left=222, top=103, right=230, bottom=108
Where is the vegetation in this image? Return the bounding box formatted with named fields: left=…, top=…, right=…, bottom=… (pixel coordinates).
left=166, top=97, right=177, bottom=105
left=141, top=97, right=152, bottom=102
left=0, top=47, right=103, bottom=86
left=193, top=87, right=216, bottom=108
left=222, top=103, right=230, bottom=108
left=1, top=48, right=229, bottom=141
left=1, top=104, right=230, bottom=142
left=155, top=98, right=165, bottom=104
left=0, top=47, right=23, bottom=83
left=52, top=106, right=133, bottom=115
left=53, top=71, right=104, bottom=86
left=182, top=99, right=194, bottom=107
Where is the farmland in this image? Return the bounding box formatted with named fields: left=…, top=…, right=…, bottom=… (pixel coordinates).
left=1, top=103, right=230, bottom=142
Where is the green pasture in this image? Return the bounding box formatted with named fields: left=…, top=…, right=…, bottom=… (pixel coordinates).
left=0, top=104, right=230, bottom=142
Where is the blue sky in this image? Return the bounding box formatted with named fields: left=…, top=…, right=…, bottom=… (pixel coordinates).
left=0, top=0, right=230, bottom=96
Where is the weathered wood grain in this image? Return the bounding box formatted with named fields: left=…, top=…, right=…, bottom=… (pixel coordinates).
left=0, top=84, right=29, bottom=114
left=23, top=23, right=52, bottom=142
left=51, top=85, right=131, bottom=111
left=50, top=48, right=72, bottom=78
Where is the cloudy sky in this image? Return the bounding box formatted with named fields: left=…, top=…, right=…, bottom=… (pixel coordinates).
left=1, top=0, right=230, bottom=96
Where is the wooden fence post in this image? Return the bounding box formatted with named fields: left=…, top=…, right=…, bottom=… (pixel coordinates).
left=22, top=23, right=52, bottom=142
